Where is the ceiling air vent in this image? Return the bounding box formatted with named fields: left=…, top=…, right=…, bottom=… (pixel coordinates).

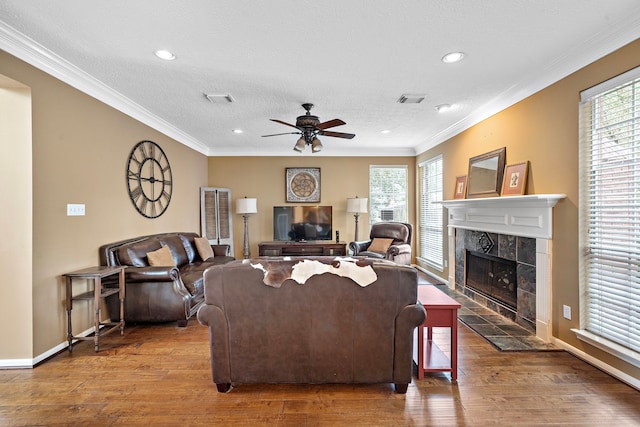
left=204, top=93, right=235, bottom=103
left=397, top=94, right=425, bottom=104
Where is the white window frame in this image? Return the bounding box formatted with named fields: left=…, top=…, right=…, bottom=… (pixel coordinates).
left=575, top=65, right=640, bottom=368
left=368, top=165, right=408, bottom=226
left=418, top=155, right=443, bottom=271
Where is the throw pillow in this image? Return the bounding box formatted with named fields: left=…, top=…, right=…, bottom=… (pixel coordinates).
left=194, top=236, right=215, bottom=261
left=368, top=237, right=394, bottom=254
left=147, top=245, right=176, bottom=266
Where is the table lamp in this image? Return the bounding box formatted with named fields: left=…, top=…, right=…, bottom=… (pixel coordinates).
left=347, top=196, right=368, bottom=241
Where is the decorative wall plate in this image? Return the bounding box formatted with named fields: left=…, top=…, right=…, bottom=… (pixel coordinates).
left=285, top=167, right=320, bottom=203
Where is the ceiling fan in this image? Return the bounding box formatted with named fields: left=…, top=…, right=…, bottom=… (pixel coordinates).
left=262, top=103, right=355, bottom=153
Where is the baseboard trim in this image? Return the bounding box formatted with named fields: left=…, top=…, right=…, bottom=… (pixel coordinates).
left=551, top=337, right=640, bottom=391
left=414, top=265, right=449, bottom=286
left=0, top=326, right=96, bottom=369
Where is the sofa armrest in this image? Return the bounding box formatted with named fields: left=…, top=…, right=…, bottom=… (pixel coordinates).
left=125, top=266, right=180, bottom=282
left=387, top=243, right=411, bottom=257
left=393, top=302, right=426, bottom=387
left=349, top=240, right=372, bottom=255
left=197, top=304, right=231, bottom=386
left=212, top=244, right=231, bottom=257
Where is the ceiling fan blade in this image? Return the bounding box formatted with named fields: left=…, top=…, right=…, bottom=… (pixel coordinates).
left=261, top=132, right=301, bottom=138
left=315, top=119, right=346, bottom=130
left=270, top=119, right=301, bottom=130
left=320, top=130, right=356, bottom=139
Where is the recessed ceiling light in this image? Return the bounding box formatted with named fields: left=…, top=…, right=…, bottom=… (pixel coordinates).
left=435, top=104, right=453, bottom=112
left=381, top=130, right=391, bottom=134
left=154, top=49, right=176, bottom=61
left=232, top=129, right=243, bottom=134
left=442, top=52, right=464, bottom=63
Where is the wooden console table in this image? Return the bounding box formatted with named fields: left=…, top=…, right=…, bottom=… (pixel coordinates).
left=415, top=285, right=461, bottom=381
left=63, top=265, right=126, bottom=352
left=258, top=241, right=346, bottom=257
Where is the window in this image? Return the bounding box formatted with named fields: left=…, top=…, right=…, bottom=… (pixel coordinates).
left=369, top=166, right=407, bottom=225
left=418, top=155, right=443, bottom=270
left=577, top=65, right=640, bottom=366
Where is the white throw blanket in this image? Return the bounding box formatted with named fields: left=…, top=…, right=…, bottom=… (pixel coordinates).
left=247, top=257, right=377, bottom=287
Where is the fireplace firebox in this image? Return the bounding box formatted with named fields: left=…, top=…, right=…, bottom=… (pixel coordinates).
left=465, top=250, right=517, bottom=310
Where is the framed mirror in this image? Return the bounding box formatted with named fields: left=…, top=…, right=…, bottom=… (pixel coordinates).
left=466, top=147, right=506, bottom=198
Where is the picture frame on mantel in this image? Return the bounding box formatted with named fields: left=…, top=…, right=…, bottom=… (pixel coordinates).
left=501, top=161, right=529, bottom=196
left=466, top=147, right=506, bottom=198
left=285, top=167, right=321, bottom=203
left=453, top=175, right=467, bottom=199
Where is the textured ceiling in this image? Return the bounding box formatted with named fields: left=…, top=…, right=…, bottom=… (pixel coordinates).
left=1, top=1, right=640, bottom=156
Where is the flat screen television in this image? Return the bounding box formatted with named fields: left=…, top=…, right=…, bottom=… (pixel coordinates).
left=273, top=206, right=333, bottom=241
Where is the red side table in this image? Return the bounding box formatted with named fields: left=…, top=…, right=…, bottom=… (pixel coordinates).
left=415, top=285, right=461, bottom=381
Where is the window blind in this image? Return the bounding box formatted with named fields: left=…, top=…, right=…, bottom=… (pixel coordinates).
left=419, top=155, right=443, bottom=270
left=579, top=66, right=640, bottom=355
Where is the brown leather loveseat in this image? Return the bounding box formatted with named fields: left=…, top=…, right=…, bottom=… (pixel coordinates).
left=99, top=232, right=235, bottom=325
left=197, top=257, right=426, bottom=393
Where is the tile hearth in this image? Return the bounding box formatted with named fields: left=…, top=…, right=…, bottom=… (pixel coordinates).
left=433, top=283, right=560, bottom=352
left=418, top=269, right=558, bottom=351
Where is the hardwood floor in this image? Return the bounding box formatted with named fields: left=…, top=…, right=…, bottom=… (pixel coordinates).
left=1, top=321, right=638, bottom=426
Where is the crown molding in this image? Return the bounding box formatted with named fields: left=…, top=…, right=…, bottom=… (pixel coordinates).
left=206, top=145, right=416, bottom=157
left=414, top=14, right=640, bottom=155
left=0, top=21, right=210, bottom=155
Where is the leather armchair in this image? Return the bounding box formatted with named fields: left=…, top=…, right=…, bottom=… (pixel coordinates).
left=349, top=222, right=413, bottom=265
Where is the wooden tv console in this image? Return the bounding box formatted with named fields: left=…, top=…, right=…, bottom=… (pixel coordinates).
left=258, top=241, right=347, bottom=257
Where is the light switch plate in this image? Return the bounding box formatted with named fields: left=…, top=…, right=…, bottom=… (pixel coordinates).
left=563, top=305, right=571, bottom=320
left=67, top=203, right=85, bottom=216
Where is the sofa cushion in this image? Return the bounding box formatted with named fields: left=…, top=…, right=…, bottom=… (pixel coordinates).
left=159, top=234, right=189, bottom=266
left=147, top=245, right=176, bottom=266
left=194, top=236, right=214, bottom=261
left=180, top=270, right=203, bottom=294
left=117, top=238, right=162, bottom=267
left=368, top=237, right=394, bottom=254
left=177, top=233, right=198, bottom=264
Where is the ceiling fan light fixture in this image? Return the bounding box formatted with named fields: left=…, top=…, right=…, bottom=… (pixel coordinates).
left=293, top=138, right=306, bottom=152
left=311, top=138, right=323, bottom=153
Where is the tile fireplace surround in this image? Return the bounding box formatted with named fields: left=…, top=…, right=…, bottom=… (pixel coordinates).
left=440, top=194, right=565, bottom=343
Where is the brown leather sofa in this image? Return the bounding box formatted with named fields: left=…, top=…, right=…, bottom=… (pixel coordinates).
left=349, top=222, right=413, bottom=265
left=197, top=257, right=426, bottom=393
left=99, top=232, right=234, bottom=325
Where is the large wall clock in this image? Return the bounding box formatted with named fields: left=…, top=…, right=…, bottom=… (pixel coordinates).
left=126, top=140, right=173, bottom=218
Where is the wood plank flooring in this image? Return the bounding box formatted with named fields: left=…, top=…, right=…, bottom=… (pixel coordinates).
left=1, top=320, right=639, bottom=426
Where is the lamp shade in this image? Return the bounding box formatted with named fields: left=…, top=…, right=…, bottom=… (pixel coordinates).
left=293, top=138, right=305, bottom=152
left=347, top=197, right=368, bottom=213
left=236, top=197, right=257, bottom=214
left=311, top=138, right=323, bottom=153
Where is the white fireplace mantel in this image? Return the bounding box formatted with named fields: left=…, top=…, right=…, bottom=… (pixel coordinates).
left=440, top=194, right=566, bottom=240
left=439, top=194, right=566, bottom=342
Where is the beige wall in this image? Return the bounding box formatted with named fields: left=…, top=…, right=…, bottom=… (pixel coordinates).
left=417, top=38, right=640, bottom=380
left=0, top=78, right=33, bottom=360
left=0, top=51, right=209, bottom=360
left=207, top=157, right=416, bottom=260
